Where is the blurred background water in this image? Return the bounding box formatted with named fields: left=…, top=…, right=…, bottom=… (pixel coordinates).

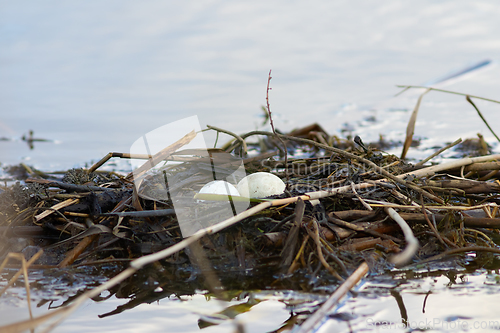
left=1, top=0, right=500, bottom=170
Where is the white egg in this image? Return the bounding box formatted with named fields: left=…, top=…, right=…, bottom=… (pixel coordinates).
left=198, top=180, right=240, bottom=197
left=237, top=172, right=286, bottom=198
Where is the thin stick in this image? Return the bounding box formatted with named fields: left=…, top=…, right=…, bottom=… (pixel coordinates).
left=265, top=70, right=290, bottom=188
left=464, top=161, right=500, bottom=172
left=327, top=214, right=402, bottom=243
left=367, top=202, right=495, bottom=211
left=0, top=250, right=43, bottom=296
left=385, top=207, right=419, bottom=266
left=287, top=235, right=309, bottom=274
left=207, top=125, right=248, bottom=155
left=126, top=130, right=197, bottom=182
left=350, top=181, right=372, bottom=210
left=395, top=85, right=500, bottom=105
left=415, top=138, right=462, bottom=166
left=309, top=221, right=343, bottom=281
left=0, top=249, right=43, bottom=332
left=420, top=194, right=456, bottom=248
left=464, top=228, right=496, bottom=247
left=87, top=152, right=158, bottom=173
left=21, top=257, right=35, bottom=333
left=101, top=209, right=176, bottom=218
left=35, top=198, right=79, bottom=222
left=295, top=261, right=369, bottom=333
left=466, top=95, right=500, bottom=143
left=26, top=178, right=116, bottom=193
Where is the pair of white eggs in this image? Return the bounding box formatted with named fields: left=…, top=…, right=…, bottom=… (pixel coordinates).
left=199, top=172, right=285, bottom=199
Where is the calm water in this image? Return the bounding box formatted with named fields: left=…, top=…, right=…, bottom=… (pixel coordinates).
left=2, top=1, right=500, bottom=332
left=2, top=266, right=500, bottom=332
left=319, top=268, right=500, bottom=333
left=1, top=1, right=500, bottom=170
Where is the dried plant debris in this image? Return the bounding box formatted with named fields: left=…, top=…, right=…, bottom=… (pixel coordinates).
left=454, top=133, right=492, bottom=157
left=0, top=182, right=45, bottom=225
left=2, top=123, right=500, bottom=323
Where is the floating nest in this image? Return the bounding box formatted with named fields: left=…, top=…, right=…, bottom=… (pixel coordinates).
left=2, top=122, right=500, bottom=329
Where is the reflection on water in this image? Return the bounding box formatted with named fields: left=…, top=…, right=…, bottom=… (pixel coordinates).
left=2, top=263, right=500, bottom=332
left=319, top=266, right=500, bottom=332
left=20, top=130, right=54, bottom=150
left=0, top=266, right=311, bottom=333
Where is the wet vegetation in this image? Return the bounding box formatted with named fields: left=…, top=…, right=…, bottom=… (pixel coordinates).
left=2, top=83, right=500, bottom=332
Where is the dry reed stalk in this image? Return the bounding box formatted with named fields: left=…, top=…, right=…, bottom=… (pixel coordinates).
left=350, top=181, right=372, bottom=210
left=422, top=179, right=500, bottom=195
left=0, top=249, right=44, bottom=332
left=396, top=85, right=500, bottom=105
left=335, top=210, right=500, bottom=229
left=463, top=228, right=496, bottom=247
left=415, top=138, right=462, bottom=166
left=34, top=199, right=79, bottom=222
left=404, top=154, right=500, bottom=178
left=367, top=202, right=497, bottom=211
left=466, top=95, right=500, bottom=143
left=287, top=235, right=309, bottom=274
left=57, top=234, right=99, bottom=268
left=401, top=88, right=431, bottom=159
left=126, top=130, right=197, bottom=182
left=207, top=125, right=248, bottom=155
left=464, top=161, right=500, bottom=172
left=338, top=238, right=399, bottom=252
left=384, top=207, right=419, bottom=266
left=280, top=199, right=304, bottom=267
left=55, top=197, right=132, bottom=267
left=420, top=195, right=456, bottom=248
left=296, top=261, right=369, bottom=333
left=87, top=152, right=158, bottom=173
left=308, top=221, right=343, bottom=281
left=327, top=213, right=401, bottom=243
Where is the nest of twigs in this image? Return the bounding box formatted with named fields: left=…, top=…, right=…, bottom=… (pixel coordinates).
left=2, top=122, right=500, bottom=299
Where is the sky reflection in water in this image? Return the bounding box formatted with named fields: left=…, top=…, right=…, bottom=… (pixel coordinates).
left=1, top=1, right=500, bottom=169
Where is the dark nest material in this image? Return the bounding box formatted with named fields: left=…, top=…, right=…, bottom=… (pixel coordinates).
left=3, top=124, right=500, bottom=281
left=2, top=122, right=500, bottom=330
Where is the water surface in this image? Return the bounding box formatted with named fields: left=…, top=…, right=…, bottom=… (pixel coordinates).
left=2, top=1, right=500, bottom=170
